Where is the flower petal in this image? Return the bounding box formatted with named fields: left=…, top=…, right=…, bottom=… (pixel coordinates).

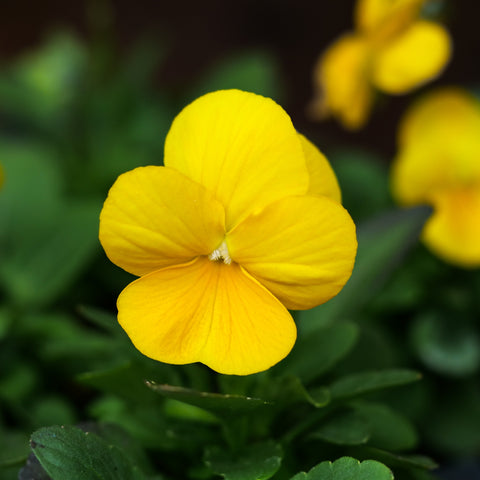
left=355, top=0, right=424, bottom=38
left=117, top=257, right=297, bottom=375
left=392, top=90, right=480, bottom=205
left=164, top=90, right=308, bottom=229
left=99, top=166, right=225, bottom=276
left=398, top=87, right=480, bottom=147
left=371, top=20, right=451, bottom=94
left=299, top=134, right=341, bottom=202
left=227, top=196, right=357, bottom=310
left=311, top=34, right=373, bottom=130
left=422, top=188, right=480, bottom=267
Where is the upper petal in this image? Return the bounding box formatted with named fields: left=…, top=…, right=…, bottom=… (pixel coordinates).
left=117, top=257, right=297, bottom=375
left=227, top=195, right=357, bottom=310
left=355, top=0, right=424, bottom=38
left=422, top=188, right=480, bottom=267
left=99, top=166, right=225, bottom=276
left=311, top=34, right=373, bottom=130
left=299, top=134, right=341, bottom=202
left=392, top=89, right=480, bottom=205
left=371, top=20, right=451, bottom=94
left=398, top=87, right=480, bottom=147
left=164, top=90, right=308, bottom=230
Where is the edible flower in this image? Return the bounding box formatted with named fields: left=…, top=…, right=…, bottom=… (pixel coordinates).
left=99, top=90, right=357, bottom=375
left=310, top=0, right=451, bottom=129
left=391, top=87, right=480, bottom=267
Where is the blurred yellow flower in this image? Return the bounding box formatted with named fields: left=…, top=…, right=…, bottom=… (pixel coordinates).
left=0, top=165, right=3, bottom=188
left=391, top=87, right=480, bottom=267
left=310, top=0, right=452, bottom=129
left=99, top=90, right=357, bottom=375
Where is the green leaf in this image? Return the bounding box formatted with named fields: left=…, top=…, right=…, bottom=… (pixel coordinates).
left=299, top=206, right=431, bottom=333
left=276, top=376, right=331, bottom=408
left=290, top=456, right=393, bottom=480
left=358, top=448, right=437, bottom=470
left=0, top=33, right=86, bottom=124
left=411, top=313, right=480, bottom=376
left=204, top=441, right=282, bottom=480
left=1, top=199, right=101, bottom=307
left=352, top=401, right=418, bottom=451
left=0, top=140, right=62, bottom=244
left=77, top=305, right=120, bottom=333
left=0, top=431, right=30, bottom=467
left=146, top=383, right=271, bottom=419
left=310, top=410, right=370, bottom=446
left=281, top=322, right=359, bottom=383
left=30, top=425, right=148, bottom=480
left=330, top=369, right=422, bottom=401
left=78, top=362, right=169, bottom=404
left=332, top=149, right=391, bottom=222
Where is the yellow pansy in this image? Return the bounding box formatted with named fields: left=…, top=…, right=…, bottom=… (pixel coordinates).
left=391, top=87, right=480, bottom=267
left=99, top=90, right=357, bottom=375
left=310, top=0, right=451, bottom=129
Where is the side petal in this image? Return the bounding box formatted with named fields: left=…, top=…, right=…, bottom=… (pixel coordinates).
left=422, top=188, right=480, bottom=267
left=227, top=196, right=357, bottom=310
left=310, top=34, right=373, bottom=130
left=117, top=257, right=297, bottom=375
left=99, top=166, right=225, bottom=276
left=299, top=134, right=342, bottom=202
left=371, top=20, right=451, bottom=94
left=164, top=90, right=308, bottom=230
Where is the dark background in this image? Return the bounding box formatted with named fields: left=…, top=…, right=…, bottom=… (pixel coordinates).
left=1, top=0, right=479, bottom=160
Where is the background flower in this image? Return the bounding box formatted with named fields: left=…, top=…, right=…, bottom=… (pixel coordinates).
left=391, top=87, right=480, bottom=267
left=310, top=0, right=452, bottom=129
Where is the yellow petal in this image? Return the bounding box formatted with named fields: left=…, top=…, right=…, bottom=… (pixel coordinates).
left=371, top=20, right=451, bottom=94
left=398, top=87, right=480, bottom=147
left=355, top=0, right=424, bottom=39
left=164, top=89, right=308, bottom=230
left=299, top=134, right=342, bottom=202
left=117, top=257, right=297, bottom=375
left=392, top=90, right=480, bottom=205
left=311, top=34, right=373, bottom=130
left=422, top=188, right=480, bottom=267
left=227, top=196, right=357, bottom=310
left=99, top=166, right=225, bottom=276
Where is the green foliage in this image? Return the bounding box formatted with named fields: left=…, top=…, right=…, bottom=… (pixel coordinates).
left=204, top=441, right=282, bottom=480
left=30, top=425, right=156, bottom=480
left=290, top=457, right=393, bottom=480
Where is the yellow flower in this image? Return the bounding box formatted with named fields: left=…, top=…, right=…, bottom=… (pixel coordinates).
left=391, top=87, right=480, bottom=267
left=310, top=0, right=452, bottom=129
left=99, top=90, right=357, bottom=375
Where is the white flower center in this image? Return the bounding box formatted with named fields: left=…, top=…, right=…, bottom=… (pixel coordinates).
left=208, top=240, right=232, bottom=265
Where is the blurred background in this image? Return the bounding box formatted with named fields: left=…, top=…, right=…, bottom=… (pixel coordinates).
left=1, top=1, right=480, bottom=479
left=2, top=0, right=479, bottom=156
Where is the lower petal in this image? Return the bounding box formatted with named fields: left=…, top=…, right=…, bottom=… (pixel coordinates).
left=372, top=20, right=451, bottom=94
left=422, top=188, right=480, bottom=267
left=117, top=257, right=296, bottom=375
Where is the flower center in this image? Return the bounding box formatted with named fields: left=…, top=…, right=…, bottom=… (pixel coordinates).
left=208, top=240, right=232, bottom=265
